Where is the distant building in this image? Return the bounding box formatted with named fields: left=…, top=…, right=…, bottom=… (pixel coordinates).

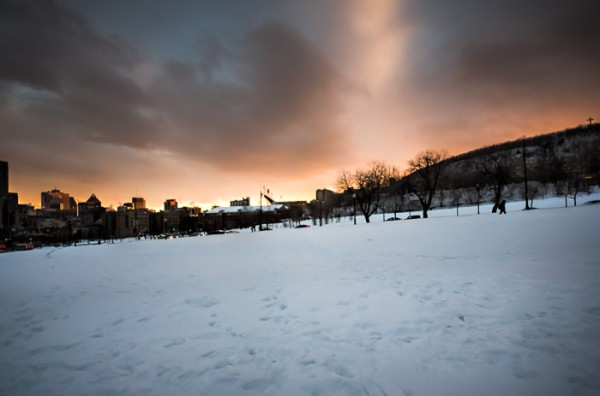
left=103, top=208, right=149, bottom=238
left=316, top=189, right=335, bottom=203
left=15, top=203, right=34, bottom=229
left=163, top=210, right=180, bottom=233
left=132, top=197, right=146, bottom=210
left=81, top=194, right=102, bottom=208
left=164, top=199, right=178, bottom=211
left=41, top=189, right=72, bottom=211
left=77, top=194, right=105, bottom=227
left=1, top=193, right=18, bottom=231
left=0, top=160, right=8, bottom=232
left=230, top=197, right=250, bottom=207
left=118, top=203, right=134, bottom=212
left=0, top=160, right=7, bottom=200
left=179, top=206, right=202, bottom=233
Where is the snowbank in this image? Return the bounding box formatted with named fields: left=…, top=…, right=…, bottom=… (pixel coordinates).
left=1, top=200, right=599, bottom=395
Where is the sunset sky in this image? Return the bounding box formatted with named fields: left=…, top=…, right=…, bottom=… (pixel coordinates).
left=1, top=0, right=599, bottom=210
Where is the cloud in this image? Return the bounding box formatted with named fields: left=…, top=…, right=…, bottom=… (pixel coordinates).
left=136, top=20, right=354, bottom=174
left=0, top=1, right=354, bottom=185
left=4, top=0, right=598, bottom=206
left=399, top=0, right=600, bottom=99
left=390, top=0, right=600, bottom=150
left=0, top=0, right=162, bottom=151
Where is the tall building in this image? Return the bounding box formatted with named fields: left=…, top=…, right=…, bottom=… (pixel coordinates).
left=132, top=197, right=146, bottom=210
left=1, top=161, right=9, bottom=231
left=0, top=161, right=7, bottom=200
left=230, top=197, right=250, bottom=207
left=41, top=189, right=71, bottom=210
left=316, top=189, right=335, bottom=203
left=164, top=199, right=178, bottom=211
left=78, top=194, right=105, bottom=227
left=103, top=209, right=149, bottom=238
left=5, top=193, right=18, bottom=228
left=84, top=194, right=102, bottom=208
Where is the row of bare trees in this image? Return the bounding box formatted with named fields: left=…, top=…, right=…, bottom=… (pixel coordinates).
left=337, top=162, right=398, bottom=223
left=337, top=150, right=448, bottom=222
left=336, top=138, right=600, bottom=223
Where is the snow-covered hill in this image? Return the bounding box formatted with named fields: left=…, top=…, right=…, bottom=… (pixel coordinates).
left=1, top=197, right=599, bottom=395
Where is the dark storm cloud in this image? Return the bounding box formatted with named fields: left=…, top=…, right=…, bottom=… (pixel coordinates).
left=0, top=0, right=159, bottom=149
left=400, top=0, right=600, bottom=102
left=0, top=0, right=351, bottom=179
left=389, top=0, right=600, bottom=150
left=141, top=20, right=352, bottom=173
left=194, top=34, right=231, bottom=80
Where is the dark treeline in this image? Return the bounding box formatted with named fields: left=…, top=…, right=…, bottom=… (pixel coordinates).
left=337, top=124, right=600, bottom=221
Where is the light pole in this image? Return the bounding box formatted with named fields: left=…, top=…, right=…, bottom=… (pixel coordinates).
left=522, top=140, right=530, bottom=210
left=259, top=190, right=263, bottom=231
left=476, top=184, right=480, bottom=215
left=353, top=192, right=357, bottom=225
left=318, top=199, right=322, bottom=227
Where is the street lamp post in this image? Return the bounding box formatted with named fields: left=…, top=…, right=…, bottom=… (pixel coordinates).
left=522, top=140, right=530, bottom=210
left=318, top=199, right=322, bottom=227
left=353, top=192, right=357, bottom=225
left=476, top=184, right=480, bottom=215
left=259, top=191, right=263, bottom=231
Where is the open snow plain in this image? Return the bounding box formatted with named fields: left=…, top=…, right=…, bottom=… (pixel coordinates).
left=1, top=200, right=600, bottom=395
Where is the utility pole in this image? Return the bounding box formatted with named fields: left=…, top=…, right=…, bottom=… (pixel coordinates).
left=587, top=116, right=594, bottom=126
left=476, top=184, right=480, bottom=215
left=259, top=189, right=263, bottom=231
left=318, top=199, right=322, bottom=227
left=315, top=189, right=325, bottom=227
left=522, top=140, right=530, bottom=210
left=353, top=192, right=357, bottom=225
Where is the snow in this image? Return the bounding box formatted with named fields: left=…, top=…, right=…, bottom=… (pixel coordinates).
left=206, top=204, right=286, bottom=214
left=1, top=196, right=600, bottom=396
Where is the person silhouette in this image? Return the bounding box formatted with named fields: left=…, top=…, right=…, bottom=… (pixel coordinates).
left=498, top=200, right=507, bottom=214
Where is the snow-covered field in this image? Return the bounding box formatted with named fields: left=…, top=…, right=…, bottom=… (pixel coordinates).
left=1, top=196, right=600, bottom=396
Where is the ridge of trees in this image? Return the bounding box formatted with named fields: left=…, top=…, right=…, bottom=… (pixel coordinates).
left=442, top=124, right=600, bottom=167
left=337, top=124, right=600, bottom=222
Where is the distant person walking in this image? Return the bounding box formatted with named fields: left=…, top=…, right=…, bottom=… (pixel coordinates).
left=498, top=200, right=507, bottom=214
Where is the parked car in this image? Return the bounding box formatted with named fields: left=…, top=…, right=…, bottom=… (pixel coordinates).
left=385, top=217, right=401, bottom=221
left=405, top=215, right=421, bottom=220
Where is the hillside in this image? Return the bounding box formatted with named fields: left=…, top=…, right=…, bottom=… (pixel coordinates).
left=443, top=123, right=600, bottom=186
left=396, top=124, right=600, bottom=214
left=447, top=123, right=600, bottom=165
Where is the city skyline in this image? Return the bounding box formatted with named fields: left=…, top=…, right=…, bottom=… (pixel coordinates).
left=1, top=0, right=599, bottom=210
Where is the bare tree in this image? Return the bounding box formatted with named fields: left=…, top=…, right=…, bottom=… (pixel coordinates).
left=450, top=185, right=463, bottom=216
left=405, top=150, right=448, bottom=218
left=478, top=153, right=513, bottom=213
left=337, top=161, right=393, bottom=223
left=383, top=165, right=402, bottom=219
left=564, top=143, right=589, bottom=207
left=533, top=141, right=565, bottom=187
